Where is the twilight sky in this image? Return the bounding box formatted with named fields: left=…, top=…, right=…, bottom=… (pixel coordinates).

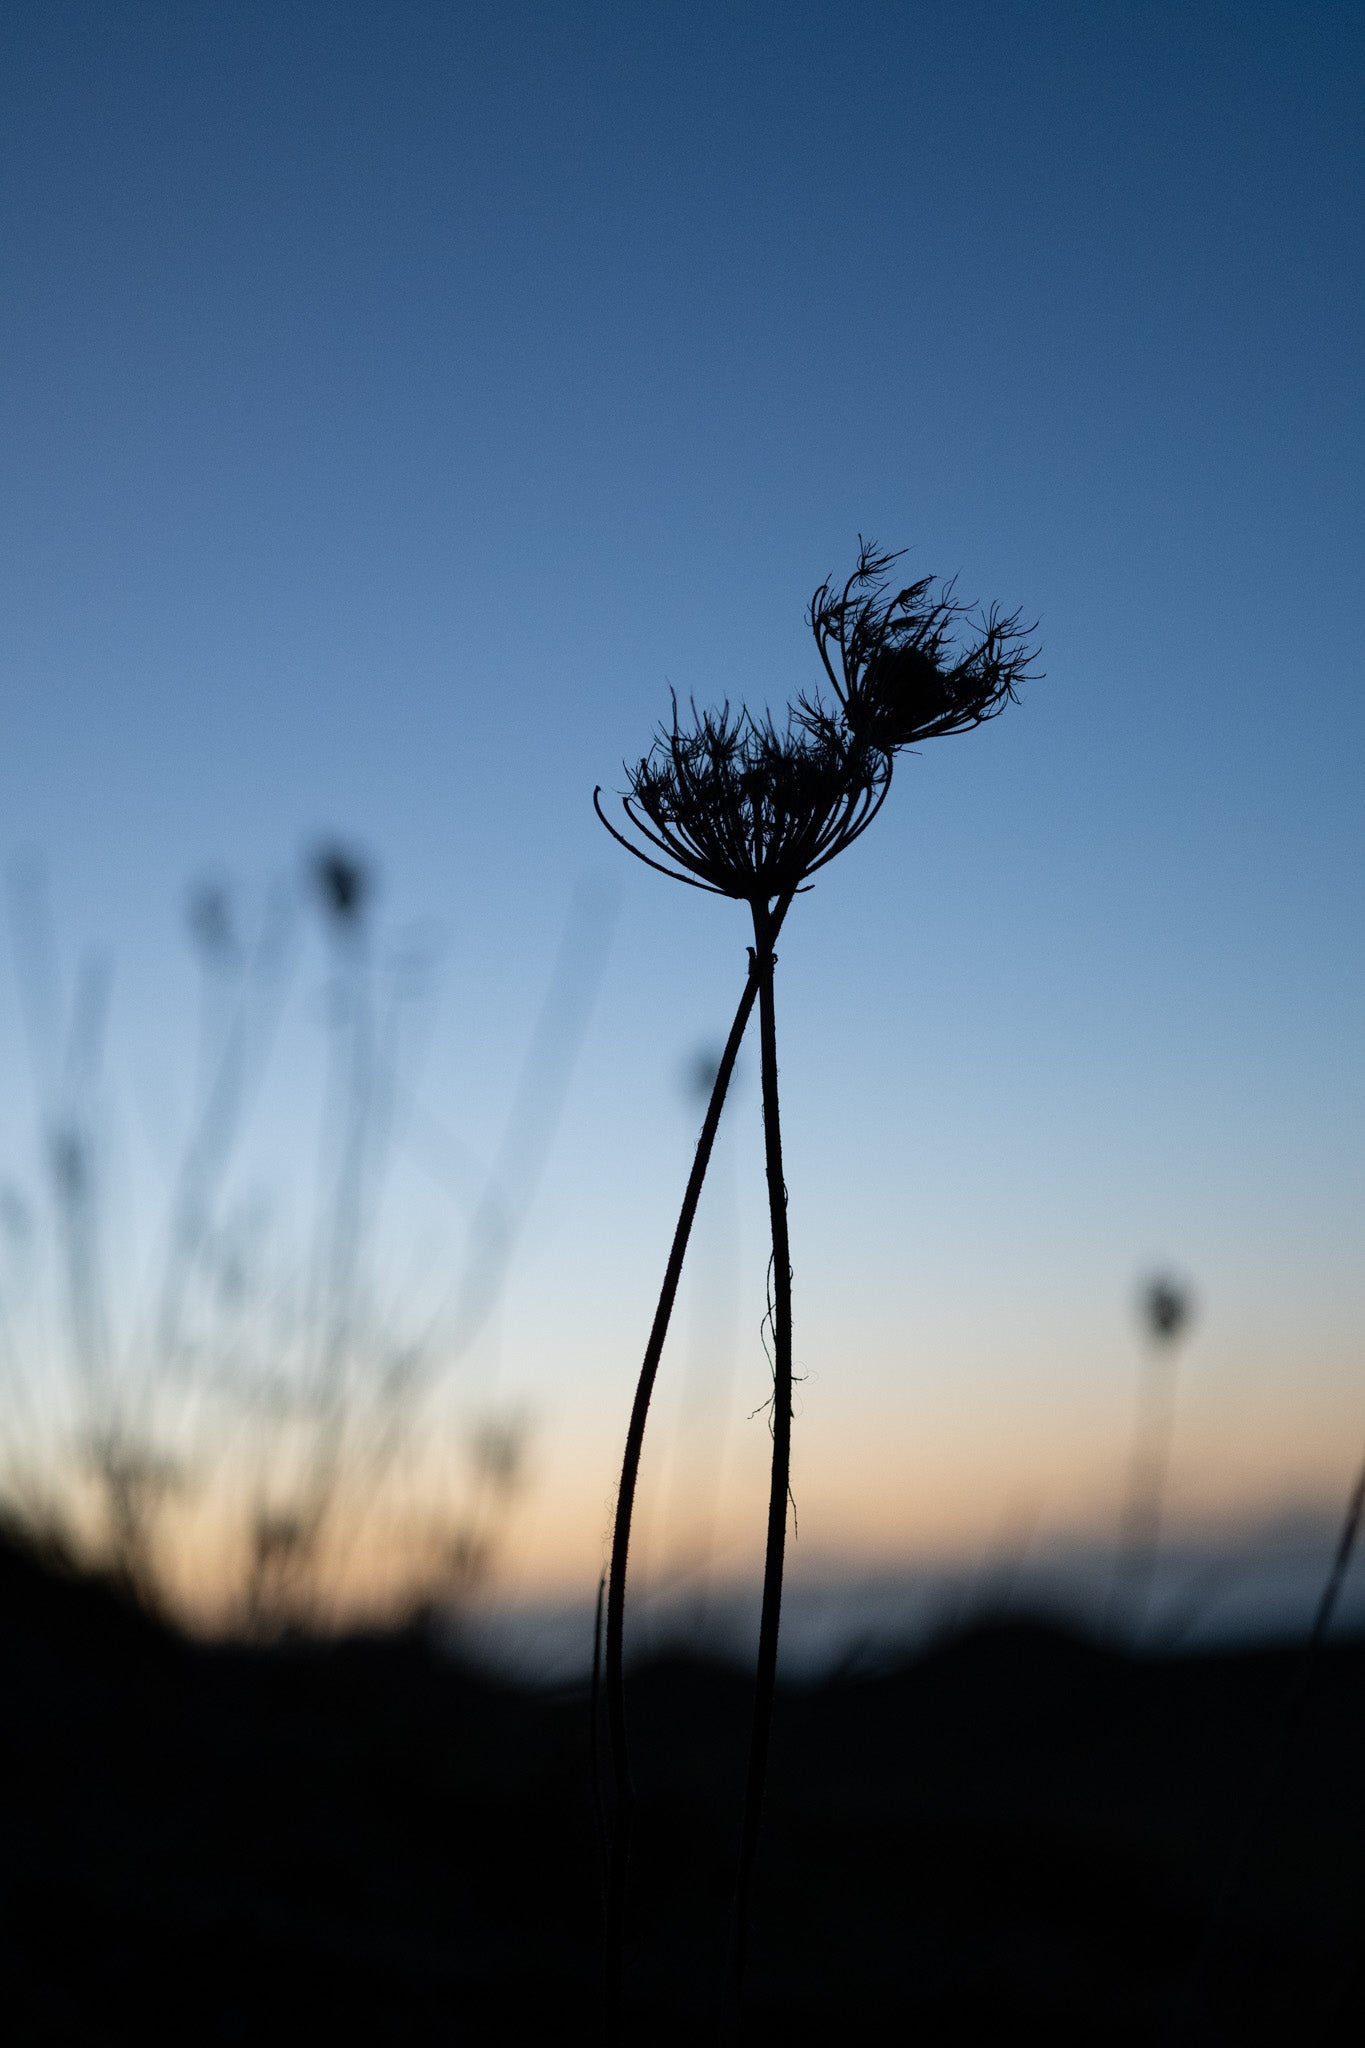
left=2, top=1, right=1362, bottom=1613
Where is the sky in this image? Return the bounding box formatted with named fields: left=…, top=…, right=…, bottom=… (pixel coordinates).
left=2, top=1, right=1363, bottom=1622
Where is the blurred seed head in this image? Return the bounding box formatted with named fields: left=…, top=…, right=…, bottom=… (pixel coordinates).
left=444, top=1525, right=491, bottom=1591
left=48, top=1126, right=87, bottom=1204
left=311, top=844, right=370, bottom=928
left=252, top=1512, right=309, bottom=1570
left=684, top=1045, right=725, bottom=1103
left=1142, top=1275, right=1193, bottom=1344
left=187, top=881, right=236, bottom=962
left=469, top=1415, right=528, bottom=1494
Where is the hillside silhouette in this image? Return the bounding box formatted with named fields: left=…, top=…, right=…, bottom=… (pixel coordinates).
left=3, top=1527, right=1365, bottom=2042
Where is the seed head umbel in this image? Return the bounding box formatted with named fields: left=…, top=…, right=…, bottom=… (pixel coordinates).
left=805, top=538, right=1040, bottom=757
left=595, top=697, right=889, bottom=904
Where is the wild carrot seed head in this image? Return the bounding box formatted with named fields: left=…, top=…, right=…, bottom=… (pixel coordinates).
left=595, top=696, right=888, bottom=904
left=805, top=538, right=1039, bottom=757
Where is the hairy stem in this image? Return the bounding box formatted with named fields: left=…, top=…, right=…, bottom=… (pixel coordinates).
left=602, top=896, right=791, bottom=2040
left=728, top=898, right=794, bottom=2025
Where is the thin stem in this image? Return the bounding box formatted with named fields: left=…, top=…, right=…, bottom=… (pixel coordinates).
left=728, top=899, right=794, bottom=2027
left=1107, top=1337, right=1181, bottom=1642
left=590, top=1571, right=610, bottom=1914
left=602, top=896, right=791, bottom=2041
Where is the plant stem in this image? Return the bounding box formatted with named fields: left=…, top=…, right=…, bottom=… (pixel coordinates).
left=602, top=897, right=791, bottom=2041
left=728, top=898, right=794, bottom=2027
left=590, top=1570, right=610, bottom=1913
left=1107, top=1336, right=1180, bottom=1642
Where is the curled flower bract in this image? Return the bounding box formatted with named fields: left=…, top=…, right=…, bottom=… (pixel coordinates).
left=595, top=698, right=889, bottom=903
left=806, top=539, right=1039, bottom=756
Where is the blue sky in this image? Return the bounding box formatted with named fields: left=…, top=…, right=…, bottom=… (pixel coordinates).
left=2, top=1, right=1362, bottom=1606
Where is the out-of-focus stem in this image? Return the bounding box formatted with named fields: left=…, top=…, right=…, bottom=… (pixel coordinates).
left=1108, top=1337, right=1181, bottom=1640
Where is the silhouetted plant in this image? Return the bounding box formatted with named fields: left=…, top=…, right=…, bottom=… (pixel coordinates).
left=804, top=537, right=1036, bottom=755
left=595, top=544, right=1036, bottom=2033
left=598, top=697, right=888, bottom=901
left=595, top=699, right=888, bottom=2032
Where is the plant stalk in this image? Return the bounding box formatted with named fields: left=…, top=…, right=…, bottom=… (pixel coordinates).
left=602, top=896, right=791, bottom=2040
left=1107, top=1337, right=1180, bottom=1641
left=727, top=898, right=795, bottom=2026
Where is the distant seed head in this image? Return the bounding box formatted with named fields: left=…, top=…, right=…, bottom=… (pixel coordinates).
left=49, top=1126, right=87, bottom=1204
left=311, top=845, right=369, bottom=926
left=188, top=882, right=235, bottom=961
left=1142, top=1276, right=1192, bottom=1344
left=684, top=1045, right=726, bottom=1103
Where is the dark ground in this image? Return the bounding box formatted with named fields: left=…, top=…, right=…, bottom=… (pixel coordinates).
left=2, top=1529, right=1363, bottom=2045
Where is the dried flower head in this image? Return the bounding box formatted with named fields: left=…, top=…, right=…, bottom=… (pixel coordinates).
left=595, top=697, right=888, bottom=903
left=805, top=538, right=1039, bottom=756
left=1143, top=1276, right=1192, bottom=1344
left=311, top=845, right=369, bottom=926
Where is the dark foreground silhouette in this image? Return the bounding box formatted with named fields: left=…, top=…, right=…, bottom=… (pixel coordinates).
left=3, top=1529, right=1363, bottom=2045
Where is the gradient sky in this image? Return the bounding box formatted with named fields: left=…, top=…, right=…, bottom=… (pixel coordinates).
left=2, top=1, right=1362, bottom=1608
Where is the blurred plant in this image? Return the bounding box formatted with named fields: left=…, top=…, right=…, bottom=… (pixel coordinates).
left=435, top=1413, right=531, bottom=1609
left=5, top=856, right=154, bottom=1592
left=0, top=850, right=608, bottom=1632
left=1109, top=1273, right=1195, bottom=1638
left=594, top=544, right=1035, bottom=2030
